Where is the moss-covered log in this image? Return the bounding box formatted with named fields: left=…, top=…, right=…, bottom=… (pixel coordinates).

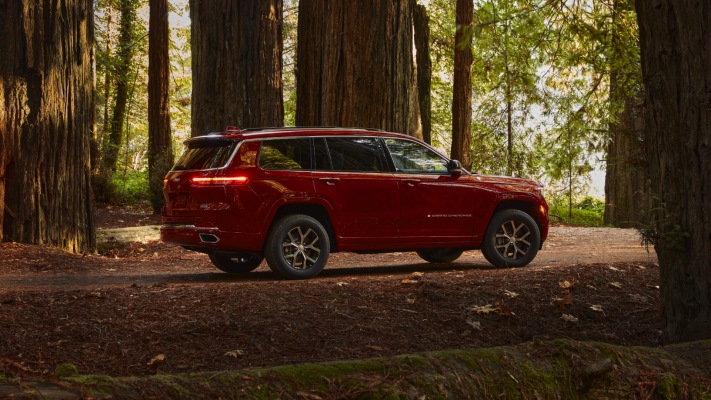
left=2, top=340, right=710, bottom=399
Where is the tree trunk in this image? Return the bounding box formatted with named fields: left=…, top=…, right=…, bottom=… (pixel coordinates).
left=295, top=0, right=421, bottom=137
left=0, top=74, right=5, bottom=242
left=604, top=0, right=649, bottom=228
left=603, top=95, right=648, bottom=228
left=190, top=0, right=284, bottom=136
left=413, top=3, right=432, bottom=145
left=451, top=0, right=473, bottom=169
left=636, top=1, right=711, bottom=343
left=0, top=0, right=95, bottom=253
left=148, top=0, right=173, bottom=214
left=103, top=0, right=136, bottom=173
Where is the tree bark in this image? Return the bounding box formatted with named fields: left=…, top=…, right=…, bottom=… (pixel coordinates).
left=295, top=0, right=421, bottom=137
left=0, top=0, right=95, bottom=253
left=0, top=74, right=5, bottom=242
left=636, top=0, right=711, bottom=343
left=604, top=0, right=649, bottom=228
left=413, top=3, right=432, bottom=144
left=148, top=0, right=173, bottom=214
left=190, top=0, right=284, bottom=136
left=451, top=0, right=473, bottom=169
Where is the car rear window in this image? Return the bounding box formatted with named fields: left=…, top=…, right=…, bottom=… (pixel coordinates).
left=173, top=139, right=238, bottom=171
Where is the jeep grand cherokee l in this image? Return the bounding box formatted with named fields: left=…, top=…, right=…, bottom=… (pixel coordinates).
left=161, top=127, right=549, bottom=279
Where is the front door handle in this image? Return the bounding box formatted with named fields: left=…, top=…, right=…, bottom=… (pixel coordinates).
left=402, top=179, right=420, bottom=186
left=319, top=177, right=341, bottom=186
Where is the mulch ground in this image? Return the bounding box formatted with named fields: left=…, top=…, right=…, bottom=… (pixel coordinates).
left=0, top=205, right=662, bottom=380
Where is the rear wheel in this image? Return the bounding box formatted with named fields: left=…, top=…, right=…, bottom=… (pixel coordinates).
left=416, top=248, right=464, bottom=263
left=481, top=209, right=540, bottom=268
left=208, top=252, right=264, bottom=273
left=264, top=214, right=330, bottom=279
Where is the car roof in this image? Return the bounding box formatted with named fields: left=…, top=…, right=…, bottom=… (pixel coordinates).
left=188, top=126, right=417, bottom=142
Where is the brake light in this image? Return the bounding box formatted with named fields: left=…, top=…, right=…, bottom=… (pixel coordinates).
left=191, top=176, right=249, bottom=186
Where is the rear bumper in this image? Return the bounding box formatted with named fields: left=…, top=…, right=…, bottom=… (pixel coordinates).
left=160, top=224, right=263, bottom=253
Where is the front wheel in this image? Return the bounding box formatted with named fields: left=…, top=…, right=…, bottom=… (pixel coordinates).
left=209, top=252, right=264, bottom=273
left=264, top=214, right=330, bottom=279
left=416, top=248, right=464, bottom=263
left=481, top=210, right=540, bottom=268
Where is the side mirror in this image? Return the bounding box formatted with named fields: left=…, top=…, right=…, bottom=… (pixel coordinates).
left=448, top=159, right=463, bottom=178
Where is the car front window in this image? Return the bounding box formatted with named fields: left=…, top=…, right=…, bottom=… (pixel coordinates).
left=384, top=138, right=449, bottom=174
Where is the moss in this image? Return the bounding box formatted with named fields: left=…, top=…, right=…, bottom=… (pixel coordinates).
left=657, top=372, right=680, bottom=400
left=55, top=363, right=79, bottom=378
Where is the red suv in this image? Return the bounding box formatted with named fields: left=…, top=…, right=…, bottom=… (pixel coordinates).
left=161, top=127, right=549, bottom=279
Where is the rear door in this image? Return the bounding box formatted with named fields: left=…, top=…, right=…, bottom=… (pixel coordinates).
left=313, top=137, right=400, bottom=247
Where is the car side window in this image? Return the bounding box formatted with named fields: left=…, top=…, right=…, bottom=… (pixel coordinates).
left=324, top=137, right=386, bottom=172
left=259, top=138, right=312, bottom=170
left=384, top=138, right=449, bottom=174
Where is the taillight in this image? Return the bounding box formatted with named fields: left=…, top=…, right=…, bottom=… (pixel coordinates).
left=190, top=176, right=249, bottom=186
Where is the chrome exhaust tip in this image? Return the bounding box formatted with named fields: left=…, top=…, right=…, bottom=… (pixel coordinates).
left=199, top=233, right=220, bottom=244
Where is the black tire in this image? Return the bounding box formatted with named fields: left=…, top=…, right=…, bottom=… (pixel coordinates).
left=416, top=248, right=464, bottom=263
left=481, top=209, right=540, bottom=268
left=208, top=252, right=264, bottom=273
left=264, top=214, right=330, bottom=279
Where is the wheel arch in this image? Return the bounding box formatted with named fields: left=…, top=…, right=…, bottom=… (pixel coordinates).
left=492, top=199, right=545, bottom=239
left=268, top=202, right=338, bottom=252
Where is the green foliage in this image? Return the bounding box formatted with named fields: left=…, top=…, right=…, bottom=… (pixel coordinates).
left=549, top=196, right=605, bottom=227
left=110, top=169, right=150, bottom=205
left=55, top=363, right=80, bottom=378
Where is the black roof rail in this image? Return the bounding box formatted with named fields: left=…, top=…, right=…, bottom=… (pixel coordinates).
left=241, top=126, right=384, bottom=132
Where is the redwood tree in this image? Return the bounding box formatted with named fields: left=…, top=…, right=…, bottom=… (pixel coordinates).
left=0, top=0, right=95, bottom=252
left=190, top=0, right=284, bottom=136
left=451, top=0, right=473, bottom=169
left=413, top=3, right=432, bottom=145
left=295, top=0, right=421, bottom=136
left=148, top=0, right=173, bottom=214
left=636, top=1, right=711, bottom=343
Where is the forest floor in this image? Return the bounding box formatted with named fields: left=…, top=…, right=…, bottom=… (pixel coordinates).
left=0, top=204, right=662, bottom=380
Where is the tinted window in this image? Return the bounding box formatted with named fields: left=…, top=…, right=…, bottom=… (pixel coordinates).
left=325, top=137, right=385, bottom=172
left=314, top=138, right=331, bottom=170
left=384, top=138, right=449, bottom=174
left=173, top=139, right=238, bottom=170
left=259, top=139, right=312, bottom=170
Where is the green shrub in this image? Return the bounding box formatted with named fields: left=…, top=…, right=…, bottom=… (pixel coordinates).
left=549, top=196, right=605, bottom=227
left=110, top=170, right=150, bottom=205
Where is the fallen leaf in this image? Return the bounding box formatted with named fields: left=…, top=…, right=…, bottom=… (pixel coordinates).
left=608, top=266, right=620, bottom=271
left=465, top=318, right=481, bottom=330
left=411, top=272, right=425, bottom=278
left=401, top=279, right=418, bottom=284
left=554, top=290, right=573, bottom=309
left=224, top=350, right=245, bottom=358
left=559, top=280, right=575, bottom=289
left=496, top=302, right=514, bottom=316
left=503, top=290, right=519, bottom=298
left=562, top=314, right=579, bottom=323
left=336, top=282, right=348, bottom=287
left=609, top=282, right=623, bottom=289
left=147, top=354, right=166, bottom=366
left=405, top=297, right=416, bottom=304
left=470, top=304, right=497, bottom=314
left=366, top=345, right=384, bottom=351
left=590, top=305, right=604, bottom=312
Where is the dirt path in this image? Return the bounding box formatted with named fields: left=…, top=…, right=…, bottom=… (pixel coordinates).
left=0, top=226, right=655, bottom=290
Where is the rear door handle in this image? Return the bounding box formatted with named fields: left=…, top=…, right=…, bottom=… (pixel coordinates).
left=402, top=179, right=420, bottom=186
left=319, top=177, right=341, bottom=186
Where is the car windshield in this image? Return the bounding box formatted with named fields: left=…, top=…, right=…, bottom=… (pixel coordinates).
left=172, top=138, right=238, bottom=170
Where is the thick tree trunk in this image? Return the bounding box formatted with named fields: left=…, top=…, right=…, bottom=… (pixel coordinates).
left=0, top=75, right=5, bottom=242
left=413, top=3, right=432, bottom=144
left=451, top=0, right=473, bottom=169
left=0, top=0, right=95, bottom=253
left=604, top=0, right=649, bottom=228
left=190, top=0, right=284, bottom=136
left=295, top=0, right=421, bottom=137
left=604, top=95, right=649, bottom=228
left=148, top=0, right=173, bottom=214
left=636, top=1, right=711, bottom=343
